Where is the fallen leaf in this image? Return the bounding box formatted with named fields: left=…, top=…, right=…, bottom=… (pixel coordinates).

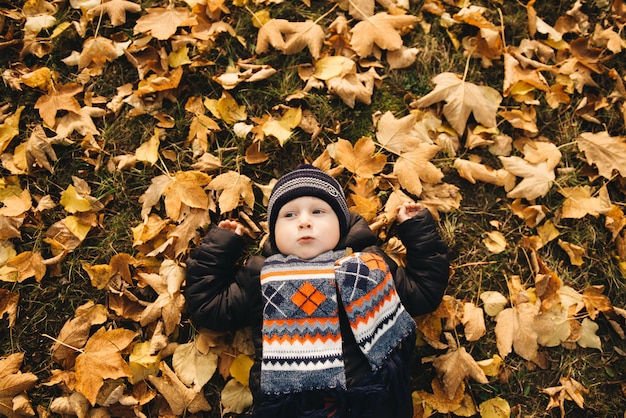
left=415, top=72, right=502, bottom=135
left=220, top=378, right=253, bottom=415
left=350, top=13, right=417, bottom=57
left=133, top=4, right=198, bottom=40
left=256, top=19, right=325, bottom=58
left=577, top=131, right=626, bottom=178
left=207, top=171, right=255, bottom=213
left=148, top=361, right=212, bottom=415
left=332, top=137, right=386, bottom=178
left=75, top=327, right=137, bottom=405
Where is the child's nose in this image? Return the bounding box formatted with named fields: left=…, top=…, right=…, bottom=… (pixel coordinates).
left=298, top=213, right=312, bottom=228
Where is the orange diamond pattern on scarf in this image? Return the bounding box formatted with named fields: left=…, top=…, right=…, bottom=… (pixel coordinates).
left=292, top=281, right=326, bottom=316
left=361, top=252, right=387, bottom=271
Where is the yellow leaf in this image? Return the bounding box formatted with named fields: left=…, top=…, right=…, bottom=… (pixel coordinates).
left=313, top=56, right=355, bottom=80
left=333, top=137, right=386, bottom=178
left=136, top=129, right=162, bottom=165
left=0, top=106, right=24, bottom=154
left=172, top=341, right=218, bottom=389
left=478, top=397, right=511, bottom=418
left=479, top=291, right=508, bottom=317
left=63, top=215, right=92, bottom=241
left=476, top=355, right=503, bottom=377
left=129, top=341, right=161, bottom=384
left=230, top=354, right=253, bottom=387
left=415, top=72, right=502, bottom=135
left=169, top=45, right=192, bottom=68
left=220, top=379, right=253, bottom=415
left=75, top=327, right=137, bottom=405
left=483, top=230, right=506, bottom=254
left=60, top=184, right=92, bottom=213
left=262, top=107, right=302, bottom=146
left=208, top=171, right=255, bottom=213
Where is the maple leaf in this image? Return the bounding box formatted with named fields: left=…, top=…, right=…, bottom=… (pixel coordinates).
left=498, top=156, right=556, bottom=200
left=256, top=19, right=325, bottom=59
left=148, top=361, right=212, bottom=415
left=53, top=106, right=106, bottom=139
left=326, top=68, right=381, bottom=108
left=332, top=137, right=386, bottom=178
left=414, top=72, right=502, bottom=135
left=78, top=36, right=123, bottom=72
left=135, top=128, right=162, bottom=165
left=350, top=12, right=417, bottom=57
left=260, top=107, right=302, bottom=146
left=393, top=143, right=444, bottom=196
left=0, top=353, right=38, bottom=418
left=133, top=4, right=198, bottom=40
left=24, top=125, right=57, bottom=172
left=139, top=171, right=212, bottom=223
left=462, top=302, right=486, bottom=341
left=75, top=327, right=137, bottom=405
left=34, top=83, right=82, bottom=127
left=51, top=301, right=108, bottom=367
left=427, top=340, right=488, bottom=399
left=207, top=171, right=255, bottom=213
left=577, top=131, right=626, bottom=178
left=375, top=111, right=424, bottom=155
left=86, top=0, right=141, bottom=26
left=540, top=377, right=588, bottom=418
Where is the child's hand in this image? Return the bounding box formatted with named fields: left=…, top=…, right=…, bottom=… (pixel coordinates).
left=218, top=220, right=244, bottom=236
left=396, top=201, right=423, bottom=224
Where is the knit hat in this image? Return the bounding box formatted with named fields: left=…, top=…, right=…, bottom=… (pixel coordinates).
left=267, top=164, right=350, bottom=244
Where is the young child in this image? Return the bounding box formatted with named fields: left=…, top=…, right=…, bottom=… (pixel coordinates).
left=185, top=164, right=449, bottom=417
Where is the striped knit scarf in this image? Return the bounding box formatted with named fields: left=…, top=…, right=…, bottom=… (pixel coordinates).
left=260, top=249, right=416, bottom=396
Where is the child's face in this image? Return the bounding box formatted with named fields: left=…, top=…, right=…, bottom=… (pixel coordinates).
left=274, top=196, right=341, bottom=260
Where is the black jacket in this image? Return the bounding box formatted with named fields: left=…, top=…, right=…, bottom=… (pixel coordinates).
left=184, top=209, right=449, bottom=406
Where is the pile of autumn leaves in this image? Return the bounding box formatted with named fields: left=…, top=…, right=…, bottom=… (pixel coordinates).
left=1, top=0, right=626, bottom=416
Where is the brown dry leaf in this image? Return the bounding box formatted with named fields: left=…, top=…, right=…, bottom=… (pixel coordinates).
left=577, top=131, right=626, bottom=178
left=540, top=377, right=588, bottom=418
left=172, top=341, right=218, bottom=390
left=326, top=68, right=381, bottom=108
left=429, top=343, right=488, bottom=399
left=462, top=302, right=486, bottom=341
left=483, top=230, right=506, bottom=254
left=393, top=144, right=443, bottom=196
left=417, top=376, right=465, bottom=414
left=332, top=137, right=386, bottom=178
left=375, top=111, right=422, bottom=155
left=86, top=0, right=142, bottom=26
left=139, top=171, right=211, bottom=223
left=207, top=171, right=255, bottom=213
left=78, top=36, right=121, bottom=72
left=498, top=156, right=556, bottom=200
left=414, top=72, right=502, bottom=135
left=137, top=260, right=186, bottom=336
left=557, top=239, right=586, bottom=266
left=133, top=4, right=198, bottom=40
left=495, top=302, right=539, bottom=362
left=34, top=83, right=82, bottom=127
left=25, top=125, right=57, bottom=172
left=256, top=19, right=325, bottom=59
left=0, top=353, right=38, bottom=418
left=453, top=158, right=517, bottom=191
left=75, top=327, right=137, bottom=406
left=0, top=288, right=19, bottom=327
left=502, top=53, right=550, bottom=100
left=51, top=301, right=109, bottom=366
left=6, top=251, right=46, bottom=283
left=582, top=285, right=614, bottom=320
left=350, top=13, right=417, bottom=57
left=148, top=361, right=212, bottom=415
left=53, top=106, right=106, bottom=139
left=0, top=106, right=24, bottom=155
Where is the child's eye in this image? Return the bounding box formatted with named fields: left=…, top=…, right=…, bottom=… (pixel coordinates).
left=283, top=212, right=296, bottom=218
left=312, top=209, right=325, bottom=214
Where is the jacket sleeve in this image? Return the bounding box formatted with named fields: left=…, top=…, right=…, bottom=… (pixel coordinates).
left=184, top=226, right=263, bottom=330
left=388, top=209, right=449, bottom=317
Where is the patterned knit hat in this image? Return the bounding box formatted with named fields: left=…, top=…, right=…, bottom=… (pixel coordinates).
left=267, top=164, right=350, bottom=244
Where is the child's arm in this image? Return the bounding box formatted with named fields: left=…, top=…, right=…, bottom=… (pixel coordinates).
left=184, top=221, right=262, bottom=330
left=391, top=202, right=449, bottom=316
